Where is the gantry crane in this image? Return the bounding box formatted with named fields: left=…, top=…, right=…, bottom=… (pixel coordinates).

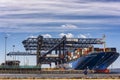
left=7, top=35, right=105, bottom=69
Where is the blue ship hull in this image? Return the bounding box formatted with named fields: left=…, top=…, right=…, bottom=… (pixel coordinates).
left=70, top=52, right=119, bottom=70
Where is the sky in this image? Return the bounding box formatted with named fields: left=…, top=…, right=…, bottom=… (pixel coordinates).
left=0, top=0, right=120, bottom=68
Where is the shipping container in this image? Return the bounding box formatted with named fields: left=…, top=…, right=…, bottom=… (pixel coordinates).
left=105, top=48, right=116, bottom=52
left=105, top=48, right=110, bottom=52
left=60, top=54, right=64, bottom=59
left=99, top=48, right=104, bottom=52
left=67, top=52, right=72, bottom=57
left=94, top=48, right=100, bottom=52
left=110, top=48, right=116, bottom=52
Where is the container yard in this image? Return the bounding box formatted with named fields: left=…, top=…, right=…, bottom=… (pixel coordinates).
left=0, top=35, right=119, bottom=79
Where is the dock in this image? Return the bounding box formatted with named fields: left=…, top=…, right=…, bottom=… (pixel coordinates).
left=0, top=68, right=120, bottom=79
left=0, top=73, right=120, bottom=79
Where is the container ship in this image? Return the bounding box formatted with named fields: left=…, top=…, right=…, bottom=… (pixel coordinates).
left=66, top=47, right=119, bottom=72
left=6, top=35, right=119, bottom=73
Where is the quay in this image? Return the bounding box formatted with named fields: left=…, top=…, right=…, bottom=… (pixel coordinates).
left=0, top=73, right=120, bottom=79
left=0, top=69, right=120, bottom=79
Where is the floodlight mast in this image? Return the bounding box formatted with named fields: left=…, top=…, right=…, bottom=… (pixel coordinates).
left=5, top=36, right=7, bottom=63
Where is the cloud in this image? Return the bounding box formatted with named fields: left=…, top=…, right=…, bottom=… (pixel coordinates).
left=41, top=33, right=91, bottom=39
left=78, top=33, right=91, bottom=38
left=61, top=24, right=78, bottom=29
left=0, top=0, right=120, bottom=33
left=0, top=23, right=118, bottom=33
left=27, top=34, right=52, bottom=38
left=0, top=0, right=120, bottom=16
left=78, top=34, right=87, bottom=38
left=6, top=33, right=11, bottom=37
left=27, top=33, right=90, bottom=39
left=42, top=34, right=52, bottom=38
left=81, top=0, right=120, bottom=2
left=27, top=35, right=37, bottom=38
left=59, top=33, right=74, bottom=38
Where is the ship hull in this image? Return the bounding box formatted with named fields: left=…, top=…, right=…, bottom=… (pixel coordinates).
left=70, top=52, right=119, bottom=70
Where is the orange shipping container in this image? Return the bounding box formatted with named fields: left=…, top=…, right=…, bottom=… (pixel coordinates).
left=77, top=48, right=82, bottom=52
left=77, top=54, right=80, bottom=58
left=105, top=48, right=110, bottom=52
left=67, top=52, right=72, bottom=57
left=60, top=54, right=64, bottom=59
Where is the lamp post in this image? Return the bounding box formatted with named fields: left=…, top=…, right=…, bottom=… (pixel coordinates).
left=13, top=45, right=15, bottom=60
left=5, top=36, right=7, bottom=62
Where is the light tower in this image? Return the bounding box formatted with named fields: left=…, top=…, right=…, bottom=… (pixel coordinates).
left=13, top=45, right=15, bottom=60
left=5, top=36, right=8, bottom=62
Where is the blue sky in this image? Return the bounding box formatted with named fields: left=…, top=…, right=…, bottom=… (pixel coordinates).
left=0, top=0, right=120, bottom=68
